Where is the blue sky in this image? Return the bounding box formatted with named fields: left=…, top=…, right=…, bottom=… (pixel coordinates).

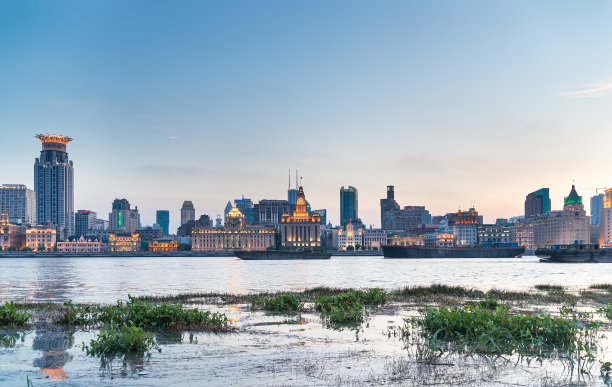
left=1, top=1, right=611, bottom=232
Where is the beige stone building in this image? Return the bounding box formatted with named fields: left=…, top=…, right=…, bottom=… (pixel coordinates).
left=108, top=232, right=141, bottom=252
left=192, top=207, right=275, bottom=251
left=599, top=188, right=612, bottom=245
left=26, top=226, right=56, bottom=251
left=528, top=185, right=590, bottom=248
left=280, top=187, right=321, bottom=248
left=57, top=236, right=103, bottom=253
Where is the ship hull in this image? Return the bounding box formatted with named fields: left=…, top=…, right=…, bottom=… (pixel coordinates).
left=536, top=248, right=612, bottom=263
left=382, top=245, right=525, bottom=259
left=235, top=250, right=332, bottom=260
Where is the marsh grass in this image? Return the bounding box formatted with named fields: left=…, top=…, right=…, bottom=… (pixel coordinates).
left=315, top=288, right=388, bottom=325
left=54, top=296, right=229, bottom=331
left=599, top=303, right=612, bottom=320
left=250, top=293, right=304, bottom=312
left=83, top=324, right=159, bottom=358
left=590, top=284, right=612, bottom=293
left=395, top=303, right=602, bottom=377
left=0, top=302, right=31, bottom=327
left=535, top=284, right=565, bottom=292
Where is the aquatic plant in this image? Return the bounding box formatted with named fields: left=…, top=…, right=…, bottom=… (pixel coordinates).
left=54, top=300, right=96, bottom=326
left=590, top=284, right=612, bottom=293
left=83, top=324, right=159, bottom=357
left=396, top=303, right=602, bottom=376
left=0, top=332, right=26, bottom=348
left=599, top=303, right=612, bottom=320
left=476, top=296, right=499, bottom=310
left=97, top=296, right=229, bottom=331
left=393, top=284, right=475, bottom=299
left=315, top=288, right=388, bottom=325
left=250, top=293, right=304, bottom=312
left=0, top=302, right=31, bottom=327
left=535, top=284, right=565, bottom=292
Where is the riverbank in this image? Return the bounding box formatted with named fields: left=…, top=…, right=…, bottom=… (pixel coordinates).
left=0, top=250, right=382, bottom=258
left=2, top=284, right=611, bottom=385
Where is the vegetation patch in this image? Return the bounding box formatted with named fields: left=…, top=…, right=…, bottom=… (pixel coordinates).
left=97, top=296, right=229, bottom=331
left=475, top=296, right=500, bottom=310
left=83, top=324, right=159, bottom=357
left=599, top=303, right=612, bottom=320
left=251, top=293, right=304, bottom=312
left=393, top=284, right=475, bottom=299
left=315, top=288, right=388, bottom=325
left=53, top=296, right=229, bottom=331
left=590, top=284, right=612, bottom=293
left=396, top=303, right=601, bottom=375
left=0, top=302, right=31, bottom=327
left=535, top=284, right=565, bottom=292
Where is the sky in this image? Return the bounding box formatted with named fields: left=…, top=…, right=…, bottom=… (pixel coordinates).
left=1, top=1, right=611, bottom=232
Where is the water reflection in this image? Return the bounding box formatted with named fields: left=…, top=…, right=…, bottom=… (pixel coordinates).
left=0, top=331, right=26, bottom=348
left=32, top=329, right=74, bottom=380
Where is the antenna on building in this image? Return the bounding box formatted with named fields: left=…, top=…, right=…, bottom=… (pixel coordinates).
left=288, top=169, right=291, bottom=190
left=300, top=176, right=303, bottom=187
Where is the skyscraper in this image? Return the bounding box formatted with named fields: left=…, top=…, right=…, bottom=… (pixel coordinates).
left=340, top=186, right=358, bottom=226
left=156, top=210, right=170, bottom=236
left=591, top=193, right=604, bottom=225
left=180, top=201, right=195, bottom=226
left=524, top=188, right=551, bottom=218
left=74, top=210, right=97, bottom=238
left=599, top=188, right=612, bottom=244
left=34, top=134, right=74, bottom=235
left=0, top=184, right=36, bottom=225
left=109, top=198, right=139, bottom=233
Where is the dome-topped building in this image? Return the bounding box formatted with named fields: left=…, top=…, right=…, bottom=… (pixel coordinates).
left=563, top=185, right=584, bottom=211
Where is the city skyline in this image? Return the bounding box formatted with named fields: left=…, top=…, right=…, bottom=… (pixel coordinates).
left=1, top=1, right=611, bottom=231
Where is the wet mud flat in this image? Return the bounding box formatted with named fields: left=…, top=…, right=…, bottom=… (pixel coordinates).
left=1, top=284, right=612, bottom=386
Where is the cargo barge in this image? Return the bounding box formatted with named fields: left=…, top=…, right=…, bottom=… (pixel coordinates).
left=536, top=244, right=612, bottom=263
left=382, top=245, right=525, bottom=259
left=235, top=250, right=331, bottom=260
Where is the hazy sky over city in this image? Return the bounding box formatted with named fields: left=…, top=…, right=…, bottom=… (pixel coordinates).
left=1, top=1, right=611, bottom=232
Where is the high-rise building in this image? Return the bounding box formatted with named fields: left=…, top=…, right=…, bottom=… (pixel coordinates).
left=591, top=193, right=604, bottom=225
left=340, top=186, right=358, bottom=226
left=156, top=210, right=170, bottom=236
left=258, top=200, right=290, bottom=227
left=234, top=197, right=255, bottom=225
left=524, top=188, right=551, bottom=218
left=109, top=199, right=139, bottom=233
left=380, top=186, right=429, bottom=232
left=74, top=210, right=97, bottom=238
left=312, top=209, right=327, bottom=225
left=599, top=188, right=612, bottom=244
left=0, top=184, right=36, bottom=225
left=523, top=185, right=590, bottom=248
left=180, top=201, right=195, bottom=226
left=34, top=134, right=74, bottom=235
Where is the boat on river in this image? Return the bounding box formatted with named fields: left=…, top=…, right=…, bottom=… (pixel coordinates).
left=235, top=249, right=331, bottom=260
left=382, top=245, right=525, bottom=258
left=536, top=244, right=612, bottom=263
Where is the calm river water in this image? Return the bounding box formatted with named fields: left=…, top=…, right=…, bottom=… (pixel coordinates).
left=1, top=255, right=609, bottom=303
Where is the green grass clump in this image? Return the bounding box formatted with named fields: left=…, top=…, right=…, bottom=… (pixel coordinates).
left=476, top=296, right=500, bottom=310
left=83, top=325, right=159, bottom=357
left=97, top=296, right=229, bottom=331
left=535, top=284, right=565, bottom=292
left=394, top=284, right=475, bottom=298
left=54, top=300, right=96, bottom=326
left=590, top=284, right=612, bottom=293
left=404, top=303, right=601, bottom=374
left=315, top=288, right=388, bottom=324
left=0, top=302, right=31, bottom=327
left=599, top=303, right=612, bottom=320
left=251, top=293, right=304, bottom=312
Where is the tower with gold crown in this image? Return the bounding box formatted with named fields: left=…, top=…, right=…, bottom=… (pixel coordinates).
left=34, top=134, right=74, bottom=236
left=280, top=186, right=321, bottom=248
